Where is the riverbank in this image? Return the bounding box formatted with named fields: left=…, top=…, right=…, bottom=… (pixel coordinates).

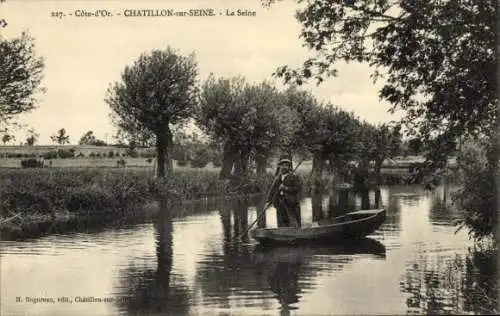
left=0, top=168, right=276, bottom=239
left=0, top=165, right=447, bottom=240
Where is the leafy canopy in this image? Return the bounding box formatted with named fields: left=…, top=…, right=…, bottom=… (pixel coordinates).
left=50, top=128, right=70, bottom=145
left=0, top=32, right=45, bottom=130
left=198, top=75, right=298, bottom=158
left=267, top=0, right=497, bottom=169
left=105, top=47, right=199, bottom=137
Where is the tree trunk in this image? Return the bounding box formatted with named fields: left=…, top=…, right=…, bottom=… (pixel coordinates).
left=256, top=199, right=267, bottom=228
left=156, top=134, right=167, bottom=178
left=220, top=141, right=235, bottom=179
left=374, top=187, right=382, bottom=208
left=165, top=128, right=174, bottom=176
left=233, top=147, right=250, bottom=179
left=360, top=189, right=370, bottom=210
left=156, top=126, right=173, bottom=178
left=374, top=160, right=383, bottom=186
left=255, top=152, right=268, bottom=176
left=311, top=152, right=324, bottom=190
left=311, top=192, right=324, bottom=222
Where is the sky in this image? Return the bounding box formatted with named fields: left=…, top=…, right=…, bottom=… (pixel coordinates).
left=2, top=0, right=403, bottom=145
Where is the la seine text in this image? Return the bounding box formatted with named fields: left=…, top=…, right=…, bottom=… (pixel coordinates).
left=122, top=9, right=256, bottom=17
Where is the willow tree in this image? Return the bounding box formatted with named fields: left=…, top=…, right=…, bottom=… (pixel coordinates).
left=0, top=32, right=45, bottom=131
left=237, top=81, right=298, bottom=176
left=105, top=48, right=199, bottom=178
left=283, top=87, right=361, bottom=185
left=197, top=75, right=246, bottom=179
left=198, top=75, right=297, bottom=178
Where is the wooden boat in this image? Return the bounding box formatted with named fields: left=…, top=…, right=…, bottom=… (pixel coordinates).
left=250, top=208, right=386, bottom=245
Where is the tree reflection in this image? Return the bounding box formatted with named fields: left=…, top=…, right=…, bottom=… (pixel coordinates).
left=374, top=187, right=382, bottom=209
left=400, top=246, right=498, bottom=314
left=196, top=194, right=388, bottom=315
left=264, top=252, right=303, bottom=316
left=114, top=200, right=191, bottom=315
left=253, top=238, right=386, bottom=314
left=327, top=188, right=356, bottom=217
left=428, top=185, right=460, bottom=227
left=463, top=245, right=498, bottom=314
left=311, top=191, right=324, bottom=222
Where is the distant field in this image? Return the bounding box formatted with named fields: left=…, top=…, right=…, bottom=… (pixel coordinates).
left=0, top=153, right=449, bottom=173
left=0, top=157, right=315, bottom=173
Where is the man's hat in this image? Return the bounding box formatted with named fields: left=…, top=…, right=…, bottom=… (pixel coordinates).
left=278, top=154, right=293, bottom=165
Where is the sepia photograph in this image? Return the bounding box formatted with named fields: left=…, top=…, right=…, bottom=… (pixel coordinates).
left=0, top=0, right=498, bottom=315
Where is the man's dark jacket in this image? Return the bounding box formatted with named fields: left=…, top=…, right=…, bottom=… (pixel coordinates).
left=267, top=172, right=302, bottom=205
left=267, top=172, right=302, bottom=227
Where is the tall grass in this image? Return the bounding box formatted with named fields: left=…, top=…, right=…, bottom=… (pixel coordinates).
left=0, top=168, right=275, bottom=220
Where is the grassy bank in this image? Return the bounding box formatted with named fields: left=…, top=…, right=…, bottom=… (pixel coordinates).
left=0, top=165, right=425, bottom=240
left=0, top=168, right=279, bottom=239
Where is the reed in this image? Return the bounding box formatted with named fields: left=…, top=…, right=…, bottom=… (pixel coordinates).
left=0, top=168, right=275, bottom=220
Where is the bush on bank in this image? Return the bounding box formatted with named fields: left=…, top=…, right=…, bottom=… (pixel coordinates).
left=0, top=165, right=423, bottom=226
left=0, top=169, right=276, bottom=220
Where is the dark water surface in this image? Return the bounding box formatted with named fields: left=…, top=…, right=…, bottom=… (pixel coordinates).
left=1, top=185, right=495, bottom=315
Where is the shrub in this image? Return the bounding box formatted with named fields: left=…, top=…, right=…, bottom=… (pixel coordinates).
left=57, top=149, right=75, bottom=159
left=42, top=151, right=58, bottom=160
left=191, top=147, right=211, bottom=168
left=212, top=154, right=222, bottom=167
left=20, top=158, right=44, bottom=168
left=176, top=159, right=188, bottom=167
left=117, top=158, right=127, bottom=167
left=146, top=158, right=153, bottom=164
left=108, top=151, right=115, bottom=158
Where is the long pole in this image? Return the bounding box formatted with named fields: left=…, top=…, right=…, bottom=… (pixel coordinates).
left=238, top=158, right=304, bottom=240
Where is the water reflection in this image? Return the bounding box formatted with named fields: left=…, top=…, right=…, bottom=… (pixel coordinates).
left=1, top=185, right=487, bottom=315
left=194, top=197, right=387, bottom=315
left=428, top=185, right=461, bottom=227
left=115, top=201, right=191, bottom=315
left=400, top=246, right=498, bottom=315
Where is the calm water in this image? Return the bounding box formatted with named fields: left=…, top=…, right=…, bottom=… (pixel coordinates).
left=1, top=185, right=495, bottom=315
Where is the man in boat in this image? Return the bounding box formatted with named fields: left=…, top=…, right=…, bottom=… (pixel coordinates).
left=267, top=154, right=302, bottom=227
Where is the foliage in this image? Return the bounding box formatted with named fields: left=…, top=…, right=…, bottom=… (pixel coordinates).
left=405, top=138, right=425, bottom=156
left=0, top=31, right=45, bottom=129
left=198, top=75, right=298, bottom=177
left=42, top=151, right=58, bottom=159
left=453, top=139, right=497, bottom=241
left=25, top=127, right=39, bottom=146
left=50, top=128, right=70, bottom=145
left=357, top=123, right=402, bottom=167
left=1, top=133, right=13, bottom=144
left=190, top=146, right=211, bottom=168
left=105, top=47, right=199, bottom=178
left=268, top=0, right=497, bottom=171
left=0, top=169, right=276, bottom=220
left=78, top=131, right=107, bottom=146
left=20, top=158, right=43, bottom=168
left=176, top=158, right=188, bottom=167
left=463, top=244, right=498, bottom=314
left=112, top=124, right=155, bottom=148
left=57, top=149, right=75, bottom=159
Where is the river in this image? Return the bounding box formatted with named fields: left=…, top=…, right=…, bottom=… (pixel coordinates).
left=1, top=185, right=495, bottom=315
